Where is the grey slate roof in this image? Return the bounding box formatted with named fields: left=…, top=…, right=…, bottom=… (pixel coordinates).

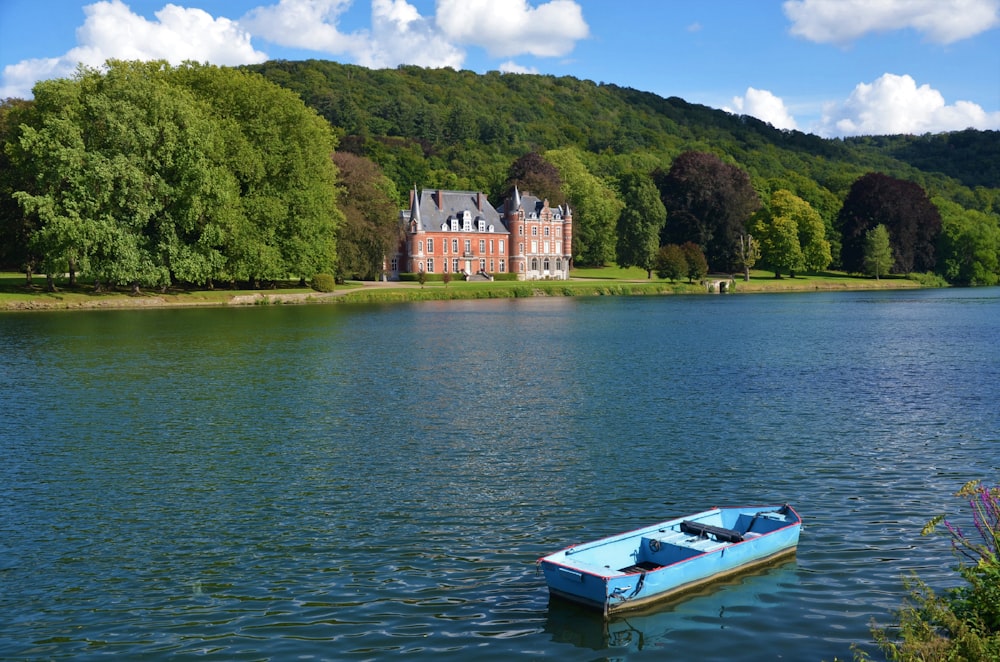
left=411, top=189, right=507, bottom=234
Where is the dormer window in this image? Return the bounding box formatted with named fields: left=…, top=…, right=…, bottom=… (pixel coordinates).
left=478, top=219, right=486, bottom=232
left=451, top=217, right=459, bottom=231
left=462, top=211, right=472, bottom=232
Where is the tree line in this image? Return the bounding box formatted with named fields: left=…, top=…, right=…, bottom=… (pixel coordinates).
left=2, top=60, right=999, bottom=289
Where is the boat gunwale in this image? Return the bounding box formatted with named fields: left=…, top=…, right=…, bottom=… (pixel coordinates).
left=537, top=504, right=802, bottom=579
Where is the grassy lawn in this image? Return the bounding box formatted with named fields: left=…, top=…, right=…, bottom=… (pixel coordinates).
left=0, top=268, right=926, bottom=311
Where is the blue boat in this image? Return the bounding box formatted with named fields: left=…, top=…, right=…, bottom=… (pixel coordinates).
left=538, top=504, right=802, bottom=617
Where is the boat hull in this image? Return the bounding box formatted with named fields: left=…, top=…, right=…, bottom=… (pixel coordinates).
left=538, top=505, right=801, bottom=616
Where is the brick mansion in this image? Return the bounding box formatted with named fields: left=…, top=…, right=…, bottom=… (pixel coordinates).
left=391, top=187, right=573, bottom=281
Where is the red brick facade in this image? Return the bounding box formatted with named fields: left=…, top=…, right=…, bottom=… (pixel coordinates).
left=392, top=187, right=572, bottom=281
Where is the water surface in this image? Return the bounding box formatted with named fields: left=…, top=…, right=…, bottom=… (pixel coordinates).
left=2, top=288, right=998, bottom=660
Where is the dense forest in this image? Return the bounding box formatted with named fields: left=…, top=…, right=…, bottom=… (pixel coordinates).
left=2, top=59, right=999, bottom=288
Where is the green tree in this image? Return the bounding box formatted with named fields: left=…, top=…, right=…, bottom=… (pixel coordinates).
left=934, top=197, right=1000, bottom=286
left=546, top=147, right=623, bottom=266
left=655, top=244, right=687, bottom=282
left=681, top=241, right=708, bottom=283
left=749, top=190, right=830, bottom=278
left=863, top=224, right=893, bottom=279
left=615, top=171, right=667, bottom=278
left=332, top=151, right=401, bottom=280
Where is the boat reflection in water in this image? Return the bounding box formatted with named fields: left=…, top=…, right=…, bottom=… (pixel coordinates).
left=544, top=557, right=800, bottom=654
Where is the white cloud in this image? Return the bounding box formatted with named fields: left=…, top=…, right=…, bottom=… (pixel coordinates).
left=239, top=0, right=368, bottom=54
left=1, top=0, right=267, bottom=99
left=726, top=87, right=799, bottom=130
left=816, top=73, right=1000, bottom=136
left=435, top=0, right=589, bottom=58
left=354, top=0, right=464, bottom=68
left=499, top=60, right=539, bottom=74
left=783, top=0, right=1000, bottom=44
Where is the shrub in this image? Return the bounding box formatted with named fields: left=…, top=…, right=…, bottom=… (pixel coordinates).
left=311, top=273, right=336, bottom=292
left=862, top=481, right=1000, bottom=661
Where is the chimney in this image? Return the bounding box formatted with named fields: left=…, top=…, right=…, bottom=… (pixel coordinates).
left=437, top=190, right=443, bottom=211
left=477, top=191, right=482, bottom=211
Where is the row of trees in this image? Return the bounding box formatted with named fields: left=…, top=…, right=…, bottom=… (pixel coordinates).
left=2, top=60, right=999, bottom=288
left=1, top=61, right=344, bottom=291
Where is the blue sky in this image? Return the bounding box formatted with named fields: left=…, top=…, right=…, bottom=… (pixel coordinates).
left=1, top=0, right=998, bottom=137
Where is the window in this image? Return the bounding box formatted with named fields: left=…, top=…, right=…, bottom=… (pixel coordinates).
left=451, top=218, right=459, bottom=231
left=518, top=242, right=523, bottom=255
left=478, top=220, right=486, bottom=232
left=531, top=240, right=538, bottom=253
left=443, top=240, right=448, bottom=255
left=499, top=240, right=505, bottom=254
left=490, top=259, right=495, bottom=272
left=452, top=258, right=460, bottom=273
left=391, top=256, right=398, bottom=272
left=556, top=241, right=562, bottom=254
left=479, top=240, right=485, bottom=253
left=532, top=226, right=538, bottom=236
left=531, top=258, right=539, bottom=270
left=452, top=238, right=459, bottom=253
left=544, top=241, right=549, bottom=254
left=427, top=258, right=434, bottom=273
left=462, top=211, right=472, bottom=232
left=464, top=239, right=471, bottom=255
left=480, top=259, right=485, bottom=271
left=543, top=258, right=550, bottom=271
left=426, top=238, right=434, bottom=254
left=489, top=240, right=494, bottom=254
left=556, top=258, right=563, bottom=270
left=418, top=240, right=424, bottom=254
left=519, top=226, right=523, bottom=236
left=499, top=259, right=506, bottom=272
left=556, top=226, right=561, bottom=237
left=544, top=227, right=550, bottom=237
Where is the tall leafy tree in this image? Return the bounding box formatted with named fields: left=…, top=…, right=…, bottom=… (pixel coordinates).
left=615, top=171, right=666, bottom=277
left=172, top=63, right=342, bottom=285
left=332, top=151, right=401, bottom=280
left=12, top=60, right=341, bottom=291
left=934, top=197, right=1000, bottom=286
left=750, top=189, right=831, bottom=277
left=546, top=147, right=622, bottom=266
left=654, top=151, right=760, bottom=272
left=501, top=151, right=564, bottom=205
left=863, top=224, right=893, bottom=279
left=838, top=172, right=942, bottom=275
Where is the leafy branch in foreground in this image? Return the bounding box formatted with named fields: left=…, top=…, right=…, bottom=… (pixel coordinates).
left=858, top=481, right=1000, bottom=661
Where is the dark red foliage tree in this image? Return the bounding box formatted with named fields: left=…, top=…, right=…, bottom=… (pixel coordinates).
left=654, top=151, right=760, bottom=272
left=838, top=172, right=942, bottom=274
left=502, top=151, right=565, bottom=205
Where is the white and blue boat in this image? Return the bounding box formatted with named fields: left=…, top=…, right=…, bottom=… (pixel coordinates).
left=538, top=504, right=802, bottom=617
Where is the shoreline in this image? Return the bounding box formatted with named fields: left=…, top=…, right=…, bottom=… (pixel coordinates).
left=0, top=276, right=925, bottom=312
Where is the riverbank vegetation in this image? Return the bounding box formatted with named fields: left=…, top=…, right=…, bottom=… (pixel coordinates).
left=0, top=267, right=926, bottom=311
left=2, top=60, right=998, bottom=296
left=858, top=481, right=1000, bottom=661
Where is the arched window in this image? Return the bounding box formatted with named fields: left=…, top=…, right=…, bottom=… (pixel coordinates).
left=531, top=258, right=539, bottom=271
left=543, top=258, right=550, bottom=271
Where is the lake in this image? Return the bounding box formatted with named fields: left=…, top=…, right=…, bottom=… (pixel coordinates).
left=2, top=288, right=998, bottom=660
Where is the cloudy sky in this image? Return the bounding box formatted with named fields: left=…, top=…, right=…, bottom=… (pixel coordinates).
left=1, top=0, right=998, bottom=137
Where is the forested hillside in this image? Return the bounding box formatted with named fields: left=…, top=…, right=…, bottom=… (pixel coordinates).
left=246, top=60, right=999, bottom=208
